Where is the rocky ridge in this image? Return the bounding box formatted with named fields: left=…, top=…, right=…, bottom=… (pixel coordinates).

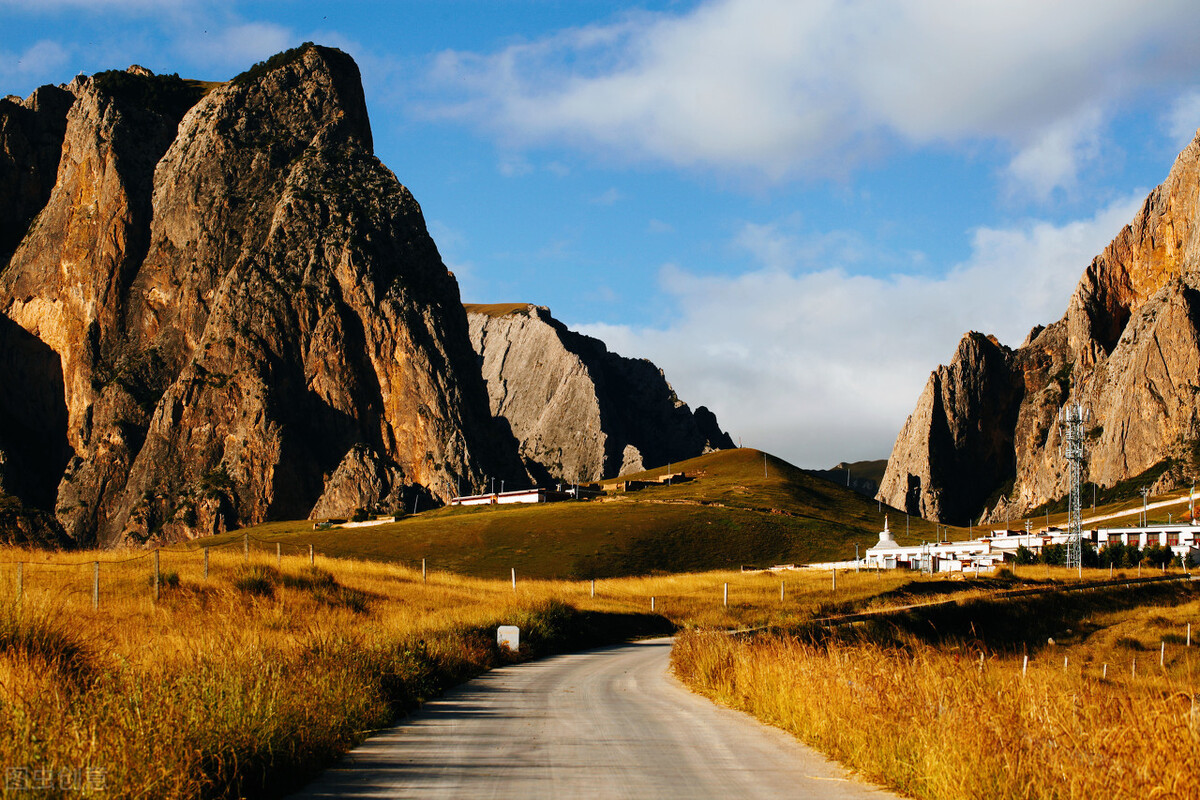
left=0, top=45, right=526, bottom=546
left=879, top=130, right=1200, bottom=524
left=466, top=303, right=735, bottom=484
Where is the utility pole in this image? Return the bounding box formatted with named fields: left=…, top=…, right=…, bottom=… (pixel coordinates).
left=1140, top=486, right=1150, bottom=527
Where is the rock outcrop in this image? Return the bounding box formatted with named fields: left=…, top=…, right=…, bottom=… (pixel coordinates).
left=879, top=130, right=1200, bottom=523
left=466, top=303, right=735, bottom=483
left=1, top=84, right=74, bottom=264
left=0, top=45, right=526, bottom=546
left=808, top=459, right=889, bottom=498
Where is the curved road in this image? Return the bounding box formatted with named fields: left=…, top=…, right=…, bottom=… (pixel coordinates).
left=291, top=638, right=897, bottom=799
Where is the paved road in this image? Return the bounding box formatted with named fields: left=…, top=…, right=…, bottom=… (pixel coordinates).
left=291, top=637, right=897, bottom=799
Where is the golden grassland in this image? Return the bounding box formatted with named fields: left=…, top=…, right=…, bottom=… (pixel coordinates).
left=195, top=449, right=951, bottom=579
left=6, top=535, right=1195, bottom=799
left=0, top=543, right=914, bottom=799
left=673, top=579, right=1200, bottom=800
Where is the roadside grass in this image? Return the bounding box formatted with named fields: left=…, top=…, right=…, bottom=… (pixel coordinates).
left=195, top=449, right=951, bottom=578
left=0, top=544, right=926, bottom=799
left=673, top=581, right=1200, bottom=800
left=6, top=522, right=1190, bottom=798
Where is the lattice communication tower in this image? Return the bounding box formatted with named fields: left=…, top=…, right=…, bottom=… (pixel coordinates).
left=1059, top=402, right=1090, bottom=571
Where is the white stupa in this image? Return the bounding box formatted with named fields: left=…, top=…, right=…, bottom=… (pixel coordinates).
left=872, top=515, right=897, bottom=549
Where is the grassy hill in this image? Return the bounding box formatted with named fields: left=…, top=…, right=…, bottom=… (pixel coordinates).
left=195, top=449, right=953, bottom=579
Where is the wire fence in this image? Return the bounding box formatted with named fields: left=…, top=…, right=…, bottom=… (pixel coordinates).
left=0, top=534, right=904, bottom=616
left=0, top=533, right=348, bottom=609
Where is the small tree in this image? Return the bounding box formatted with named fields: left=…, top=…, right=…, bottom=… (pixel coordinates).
left=1015, top=544, right=1037, bottom=565
left=351, top=507, right=369, bottom=523
left=1143, top=545, right=1174, bottom=568
left=1040, top=543, right=1066, bottom=566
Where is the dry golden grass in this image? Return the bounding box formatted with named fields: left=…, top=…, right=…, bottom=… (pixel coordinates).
left=0, top=545, right=915, bottom=798
left=673, top=595, right=1200, bottom=800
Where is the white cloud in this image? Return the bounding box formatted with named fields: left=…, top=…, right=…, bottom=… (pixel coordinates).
left=498, top=155, right=534, bottom=177
left=176, top=21, right=296, bottom=72
left=0, top=0, right=196, bottom=9
left=429, top=0, right=1200, bottom=194
left=1164, top=91, right=1200, bottom=151
left=0, top=40, right=70, bottom=88
left=576, top=193, right=1145, bottom=468
left=590, top=187, right=622, bottom=205
left=1004, top=108, right=1103, bottom=202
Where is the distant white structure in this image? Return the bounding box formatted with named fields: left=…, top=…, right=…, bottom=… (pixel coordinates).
left=863, top=519, right=1200, bottom=573
left=450, top=488, right=575, bottom=506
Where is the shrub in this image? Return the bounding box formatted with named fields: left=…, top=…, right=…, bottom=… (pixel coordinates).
left=232, top=565, right=279, bottom=597
left=1142, top=545, right=1175, bottom=568
left=1039, top=543, right=1066, bottom=566
left=147, top=570, right=181, bottom=590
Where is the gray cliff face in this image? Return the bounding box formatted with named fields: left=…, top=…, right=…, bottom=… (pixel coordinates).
left=0, top=45, right=527, bottom=545
left=879, top=128, right=1200, bottom=524
left=466, top=303, right=735, bottom=484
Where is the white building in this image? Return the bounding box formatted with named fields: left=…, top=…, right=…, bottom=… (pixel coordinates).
left=450, top=488, right=575, bottom=506
left=863, top=516, right=1200, bottom=573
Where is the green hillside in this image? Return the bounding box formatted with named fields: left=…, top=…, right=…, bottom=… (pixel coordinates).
left=193, top=449, right=952, bottom=579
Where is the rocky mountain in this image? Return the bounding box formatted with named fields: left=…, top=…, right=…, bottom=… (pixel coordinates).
left=879, top=130, right=1200, bottom=524
left=0, top=45, right=527, bottom=547
left=466, top=303, right=735, bottom=484
left=808, top=459, right=888, bottom=498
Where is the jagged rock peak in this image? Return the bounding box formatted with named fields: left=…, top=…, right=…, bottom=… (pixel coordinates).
left=879, top=125, right=1200, bottom=524
left=466, top=302, right=735, bottom=484
left=0, top=45, right=527, bottom=546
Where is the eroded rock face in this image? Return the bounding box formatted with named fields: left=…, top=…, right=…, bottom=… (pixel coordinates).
left=466, top=303, right=735, bottom=483
left=0, top=46, right=526, bottom=546
left=308, top=443, right=408, bottom=520
left=876, top=333, right=1023, bottom=522
left=879, top=130, right=1200, bottom=523
left=0, top=84, right=75, bottom=263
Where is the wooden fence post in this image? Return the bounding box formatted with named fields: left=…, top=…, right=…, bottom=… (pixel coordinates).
left=723, top=582, right=728, bottom=607
left=92, top=561, right=99, bottom=610
left=511, top=567, right=516, bottom=592
left=591, top=579, right=595, bottom=598
left=309, top=544, right=314, bottom=565
left=276, top=542, right=281, bottom=568
left=780, top=580, right=785, bottom=601
left=832, top=569, right=837, bottom=592
left=422, top=558, right=427, bottom=583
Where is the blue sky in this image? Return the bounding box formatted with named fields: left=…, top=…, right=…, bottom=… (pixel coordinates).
left=5, top=1, right=1200, bottom=468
